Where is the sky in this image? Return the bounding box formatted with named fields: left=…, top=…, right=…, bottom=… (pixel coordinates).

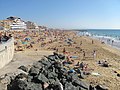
left=0, top=0, right=120, bottom=29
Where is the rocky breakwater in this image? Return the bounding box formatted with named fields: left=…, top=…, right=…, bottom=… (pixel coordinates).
left=5, top=52, right=108, bottom=90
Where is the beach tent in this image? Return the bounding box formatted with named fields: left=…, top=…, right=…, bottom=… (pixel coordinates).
left=25, top=37, right=31, bottom=41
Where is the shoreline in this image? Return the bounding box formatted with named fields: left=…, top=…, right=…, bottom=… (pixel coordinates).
left=78, top=30, right=120, bottom=52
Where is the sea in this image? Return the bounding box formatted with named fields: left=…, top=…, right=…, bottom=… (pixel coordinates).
left=78, top=29, right=120, bottom=49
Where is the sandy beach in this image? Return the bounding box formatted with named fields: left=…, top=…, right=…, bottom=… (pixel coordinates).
left=0, top=30, right=120, bottom=90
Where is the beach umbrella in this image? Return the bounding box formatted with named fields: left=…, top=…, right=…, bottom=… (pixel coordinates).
left=22, top=41, right=28, bottom=45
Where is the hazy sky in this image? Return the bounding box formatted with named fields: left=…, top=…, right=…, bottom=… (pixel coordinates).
left=0, top=0, right=120, bottom=29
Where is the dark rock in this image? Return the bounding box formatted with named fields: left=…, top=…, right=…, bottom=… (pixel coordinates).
left=28, top=82, right=42, bottom=90
left=53, top=80, right=63, bottom=90
left=53, top=52, right=59, bottom=56
left=58, top=54, right=65, bottom=60
left=49, top=79, right=56, bottom=84
left=89, top=85, right=95, bottom=90
left=71, top=74, right=79, bottom=81
left=60, top=78, right=67, bottom=86
left=40, top=60, right=52, bottom=69
left=33, top=62, right=42, bottom=69
left=65, top=82, right=77, bottom=90
left=95, top=85, right=109, bottom=90
left=72, top=80, right=89, bottom=90
left=42, top=70, right=48, bottom=77
left=47, top=72, right=58, bottom=79
left=27, top=76, right=33, bottom=82
left=47, top=55, right=56, bottom=61
left=66, top=74, right=72, bottom=82
left=29, top=67, right=40, bottom=76
left=36, top=73, right=49, bottom=83
left=8, top=79, right=28, bottom=90
left=53, top=62, right=63, bottom=70
left=15, top=73, right=27, bottom=80
left=18, top=65, right=28, bottom=72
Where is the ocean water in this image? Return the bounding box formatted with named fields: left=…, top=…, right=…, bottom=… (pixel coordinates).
left=78, top=29, right=120, bottom=49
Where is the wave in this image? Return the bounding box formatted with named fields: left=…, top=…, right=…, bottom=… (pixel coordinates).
left=78, top=30, right=120, bottom=49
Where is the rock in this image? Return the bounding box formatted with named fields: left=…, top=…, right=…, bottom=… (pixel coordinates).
left=27, top=76, right=33, bottom=82
left=47, top=55, right=56, bottom=61
left=65, top=82, right=77, bottom=90
left=47, top=72, right=58, bottom=79
left=0, top=75, right=11, bottom=84
left=49, top=79, right=56, bottom=84
left=72, top=80, right=89, bottom=90
left=79, top=71, right=85, bottom=79
left=89, top=85, right=95, bottom=90
left=54, top=62, right=63, bottom=70
left=27, top=83, right=42, bottom=90
left=7, top=54, right=92, bottom=90
left=95, top=85, right=109, bottom=90
left=29, top=67, right=40, bottom=76
left=53, top=52, right=59, bottom=56
left=53, top=80, right=64, bottom=90
left=40, top=60, right=52, bottom=69
left=43, top=82, right=49, bottom=89
left=18, top=65, right=28, bottom=72
left=71, top=74, right=79, bottom=81
left=8, top=79, right=28, bottom=90
left=33, top=62, right=42, bottom=69
left=58, top=54, right=65, bottom=60
left=14, top=69, right=28, bottom=76
left=15, top=73, right=27, bottom=80
left=60, top=78, right=67, bottom=86
left=36, top=73, right=49, bottom=83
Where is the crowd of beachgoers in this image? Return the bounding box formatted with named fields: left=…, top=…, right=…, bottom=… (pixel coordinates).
left=0, top=32, right=12, bottom=43
left=0, top=29, right=120, bottom=90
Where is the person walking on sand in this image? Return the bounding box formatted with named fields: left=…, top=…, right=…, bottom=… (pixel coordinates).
left=63, top=47, right=66, bottom=54
left=80, top=41, right=82, bottom=45
left=92, top=40, right=94, bottom=44
left=80, top=62, right=84, bottom=70
left=112, top=40, right=114, bottom=45
left=93, top=50, right=96, bottom=60
left=83, top=51, right=85, bottom=60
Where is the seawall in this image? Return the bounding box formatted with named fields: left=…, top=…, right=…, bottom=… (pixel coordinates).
left=0, top=37, right=14, bottom=69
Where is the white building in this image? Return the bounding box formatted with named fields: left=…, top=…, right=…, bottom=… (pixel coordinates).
left=10, top=18, right=26, bottom=30
left=34, top=23, right=39, bottom=29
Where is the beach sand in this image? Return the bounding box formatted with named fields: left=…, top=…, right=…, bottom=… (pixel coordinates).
left=0, top=30, right=120, bottom=90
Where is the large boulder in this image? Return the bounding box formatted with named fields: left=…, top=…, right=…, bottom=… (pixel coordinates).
left=95, top=85, right=109, bottom=90
left=29, top=67, right=40, bottom=76
left=72, top=80, right=89, bottom=90
left=47, top=71, right=58, bottom=79
left=18, top=65, right=28, bottom=72
left=33, top=62, right=42, bottom=69
left=27, top=83, right=42, bottom=90
left=58, top=54, right=65, bottom=60
left=8, top=79, right=28, bottom=90
left=36, top=73, right=49, bottom=83
left=65, top=82, right=78, bottom=90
